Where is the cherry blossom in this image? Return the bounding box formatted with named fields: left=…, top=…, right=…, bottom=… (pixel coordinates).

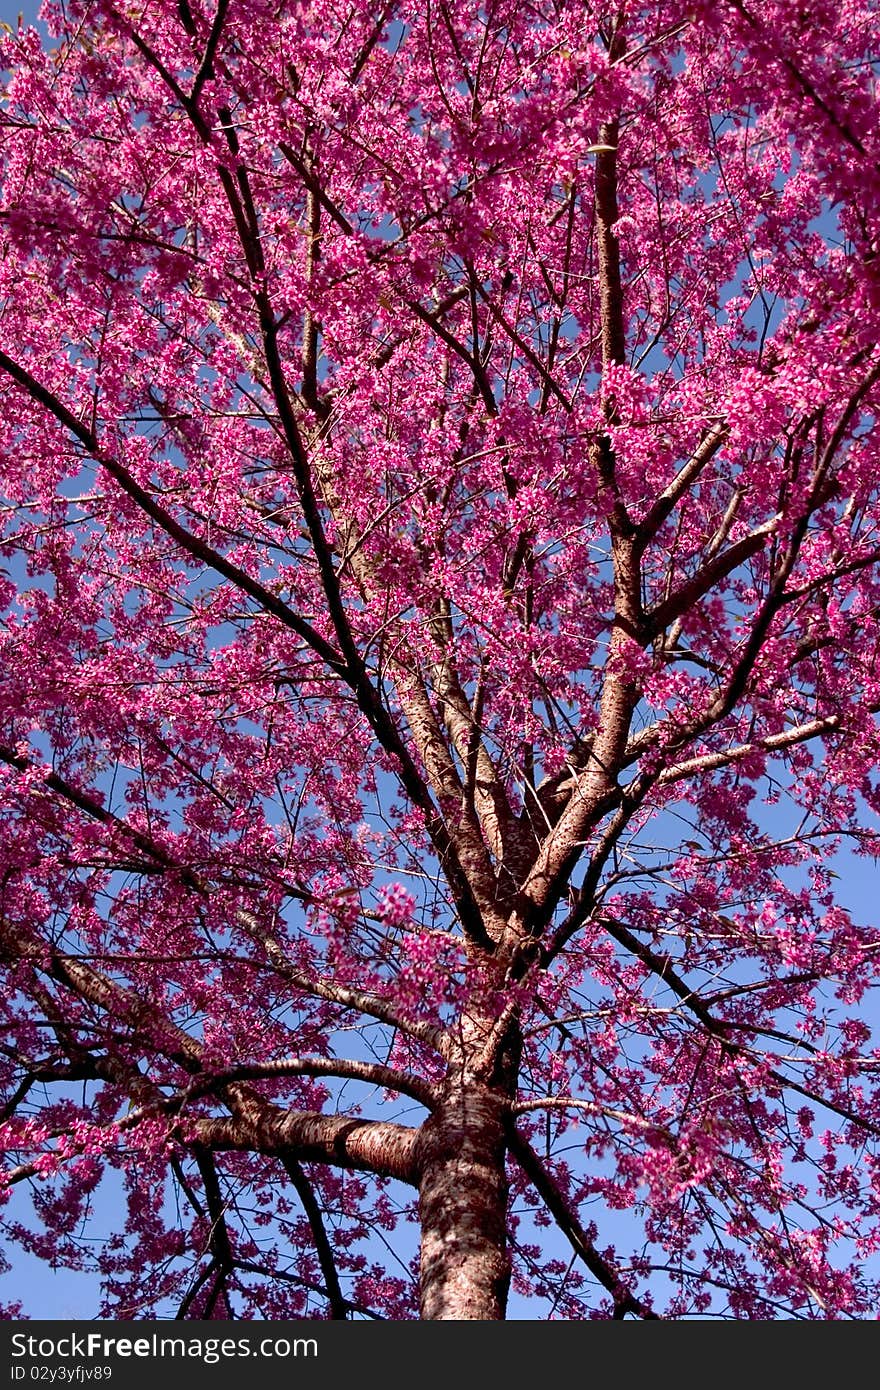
left=0, top=0, right=879, bottom=1319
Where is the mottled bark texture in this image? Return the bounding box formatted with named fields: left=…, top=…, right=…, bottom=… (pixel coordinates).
left=416, top=1083, right=511, bottom=1320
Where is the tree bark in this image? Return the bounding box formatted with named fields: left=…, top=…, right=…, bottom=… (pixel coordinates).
left=416, top=1082, right=511, bottom=1320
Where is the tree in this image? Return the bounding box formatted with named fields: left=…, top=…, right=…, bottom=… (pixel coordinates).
left=0, top=0, right=879, bottom=1322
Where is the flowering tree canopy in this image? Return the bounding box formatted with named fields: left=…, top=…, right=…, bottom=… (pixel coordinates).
left=1, top=0, right=880, bottom=1321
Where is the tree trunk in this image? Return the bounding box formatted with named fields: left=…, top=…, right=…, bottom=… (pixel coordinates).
left=416, top=1082, right=510, bottom=1320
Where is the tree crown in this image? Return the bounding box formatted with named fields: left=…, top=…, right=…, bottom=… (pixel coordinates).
left=1, top=0, right=880, bottom=1319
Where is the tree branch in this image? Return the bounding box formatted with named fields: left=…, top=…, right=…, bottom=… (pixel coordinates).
left=507, top=1126, right=660, bottom=1318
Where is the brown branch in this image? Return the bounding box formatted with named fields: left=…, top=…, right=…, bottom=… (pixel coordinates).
left=193, top=1107, right=420, bottom=1184
left=0, top=352, right=348, bottom=675
left=648, top=514, right=781, bottom=634
left=101, top=17, right=499, bottom=949
left=547, top=911, right=880, bottom=1144
left=192, top=1145, right=236, bottom=1316
left=189, top=0, right=231, bottom=105
left=507, top=1127, right=660, bottom=1318
left=425, top=601, right=532, bottom=884
left=0, top=745, right=451, bottom=1056
left=636, top=423, right=728, bottom=552
left=404, top=296, right=497, bottom=416
left=180, top=1053, right=438, bottom=1110
left=0, top=911, right=205, bottom=1074
left=468, top=271, right=572, bottom=410
left=656, top=705, right=880, bottom=787
left=0, top=348, right=493, bottom=949
left=232, top=1258, right=385, bottom=1318
left=594, top=117, right=626, bottom=371
left=279, top=1156, right=348, bottom=1319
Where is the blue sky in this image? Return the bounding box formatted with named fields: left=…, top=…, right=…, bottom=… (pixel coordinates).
left=2, top=2, right=39, bottom=30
